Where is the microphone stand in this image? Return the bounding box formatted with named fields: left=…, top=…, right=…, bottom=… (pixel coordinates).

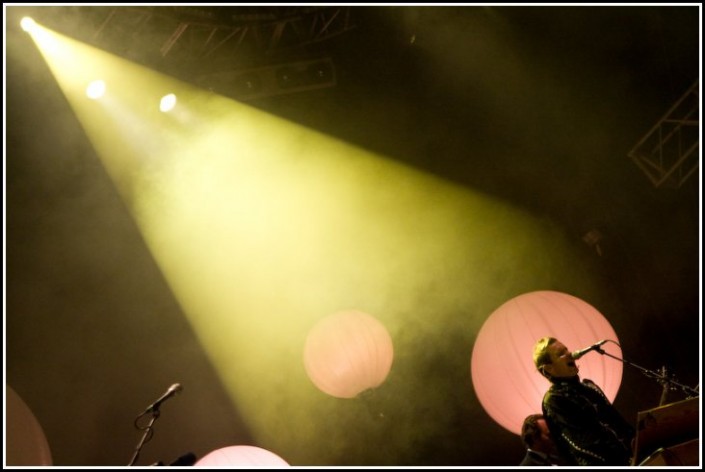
left=128, top=408, right=160, bottom=466
left=597, top=348, right=699, bottom=403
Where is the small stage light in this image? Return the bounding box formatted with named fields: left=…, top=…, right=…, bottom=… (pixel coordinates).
left=160, top=93, right=177, bottom=112
left=20, top=17, right=37, bottom=33
left=86, top=80, right=106, bottom=100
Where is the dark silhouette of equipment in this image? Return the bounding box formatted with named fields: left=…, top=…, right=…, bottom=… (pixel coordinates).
left=631, top=396, right=699, bottom=466
left=151, top=452, right=197, bottom=466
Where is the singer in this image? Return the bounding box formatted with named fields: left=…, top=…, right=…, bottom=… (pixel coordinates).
left=532, top=337, right=635, bottom=466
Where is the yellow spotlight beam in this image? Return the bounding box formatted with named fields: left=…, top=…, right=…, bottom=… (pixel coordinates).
left=26, top=22, right=602, bottom=465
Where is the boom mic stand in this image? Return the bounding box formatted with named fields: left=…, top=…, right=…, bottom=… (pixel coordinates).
left=595, top=348, right=699, bottom=405
left=128, top=383, right=183, bottom=466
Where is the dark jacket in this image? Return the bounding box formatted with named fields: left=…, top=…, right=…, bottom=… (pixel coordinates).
left=519, top=449, right=571, bottom=466
left=542, top=376, right=635, bottom=466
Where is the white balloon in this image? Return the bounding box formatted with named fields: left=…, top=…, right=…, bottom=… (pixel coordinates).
left=195, top=445, right=289, bottom=466
left=6, top=385, right=53, bottom=466
left=304, top=310, right=394, bottom=399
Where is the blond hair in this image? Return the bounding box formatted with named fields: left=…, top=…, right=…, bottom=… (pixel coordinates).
left=533, top=336, right=556, bottom=377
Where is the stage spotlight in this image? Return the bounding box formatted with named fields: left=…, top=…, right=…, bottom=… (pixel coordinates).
left=85, top=80, right=106, bottom=100
left=275, top=66, right=298, bottom=89
left=232, top=73, right=261, bottom=97
left=307, top=61, right=333, bottom=84
left=20, top=17, right=37, bottom=33
left=160, top=93, right=177, bottom=112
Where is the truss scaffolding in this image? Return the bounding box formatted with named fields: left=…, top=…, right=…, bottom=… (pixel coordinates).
left=85, top=6, right=356, bottom=63
left=628, top=81, right=700, bottom=189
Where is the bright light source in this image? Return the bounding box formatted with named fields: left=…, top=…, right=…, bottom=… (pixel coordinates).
left=85, top=80, right=106, bottom=99
left=160, top=93, right=177, bottom=112
left=20, top=17, right=37, bottom=33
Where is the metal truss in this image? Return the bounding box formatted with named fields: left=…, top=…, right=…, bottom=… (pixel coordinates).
left=25, top=6, right=352, bottom=101
left=86, top=6, right=356, bottom=63
left=196, top=57, right=337, bottom=102
left=628, top=81, right=700, bottom=189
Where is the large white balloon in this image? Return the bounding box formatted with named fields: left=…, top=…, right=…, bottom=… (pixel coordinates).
left=6, top=384, right=53, bottom=466
left=471, top=291, right=623, bottom=435
left=195, top=445, right=289, bottom=466
left=304, top=310, right=394, bottom=399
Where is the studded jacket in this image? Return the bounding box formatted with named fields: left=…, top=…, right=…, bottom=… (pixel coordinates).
left=542, top=376, right=635, bottom=466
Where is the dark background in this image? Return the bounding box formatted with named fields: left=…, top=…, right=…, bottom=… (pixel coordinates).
left=5, top=5, right=700, bottom=467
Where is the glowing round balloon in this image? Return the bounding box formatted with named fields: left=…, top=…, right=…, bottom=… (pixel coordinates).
left=6, top=385, right=53, bottom=466
left=195, top=445, right=289, bottom=467
left=304, top=310, right=394, bottom=399
left=470, top=290, right=623, bottom=435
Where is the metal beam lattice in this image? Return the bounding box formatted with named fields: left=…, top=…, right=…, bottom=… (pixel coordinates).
left=90, top=6, right=355, bottom=59
left=628, top=81, right=700, bottom=188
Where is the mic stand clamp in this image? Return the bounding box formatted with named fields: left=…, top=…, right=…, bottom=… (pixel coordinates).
left=598, top=351, right=699, bottom=403
left=128, top=408, right=161, bottom=466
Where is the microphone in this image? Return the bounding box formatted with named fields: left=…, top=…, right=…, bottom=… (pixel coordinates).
left=571, top=340, right=608, bottom=359
left=142, top=383, right=183, bottom=413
